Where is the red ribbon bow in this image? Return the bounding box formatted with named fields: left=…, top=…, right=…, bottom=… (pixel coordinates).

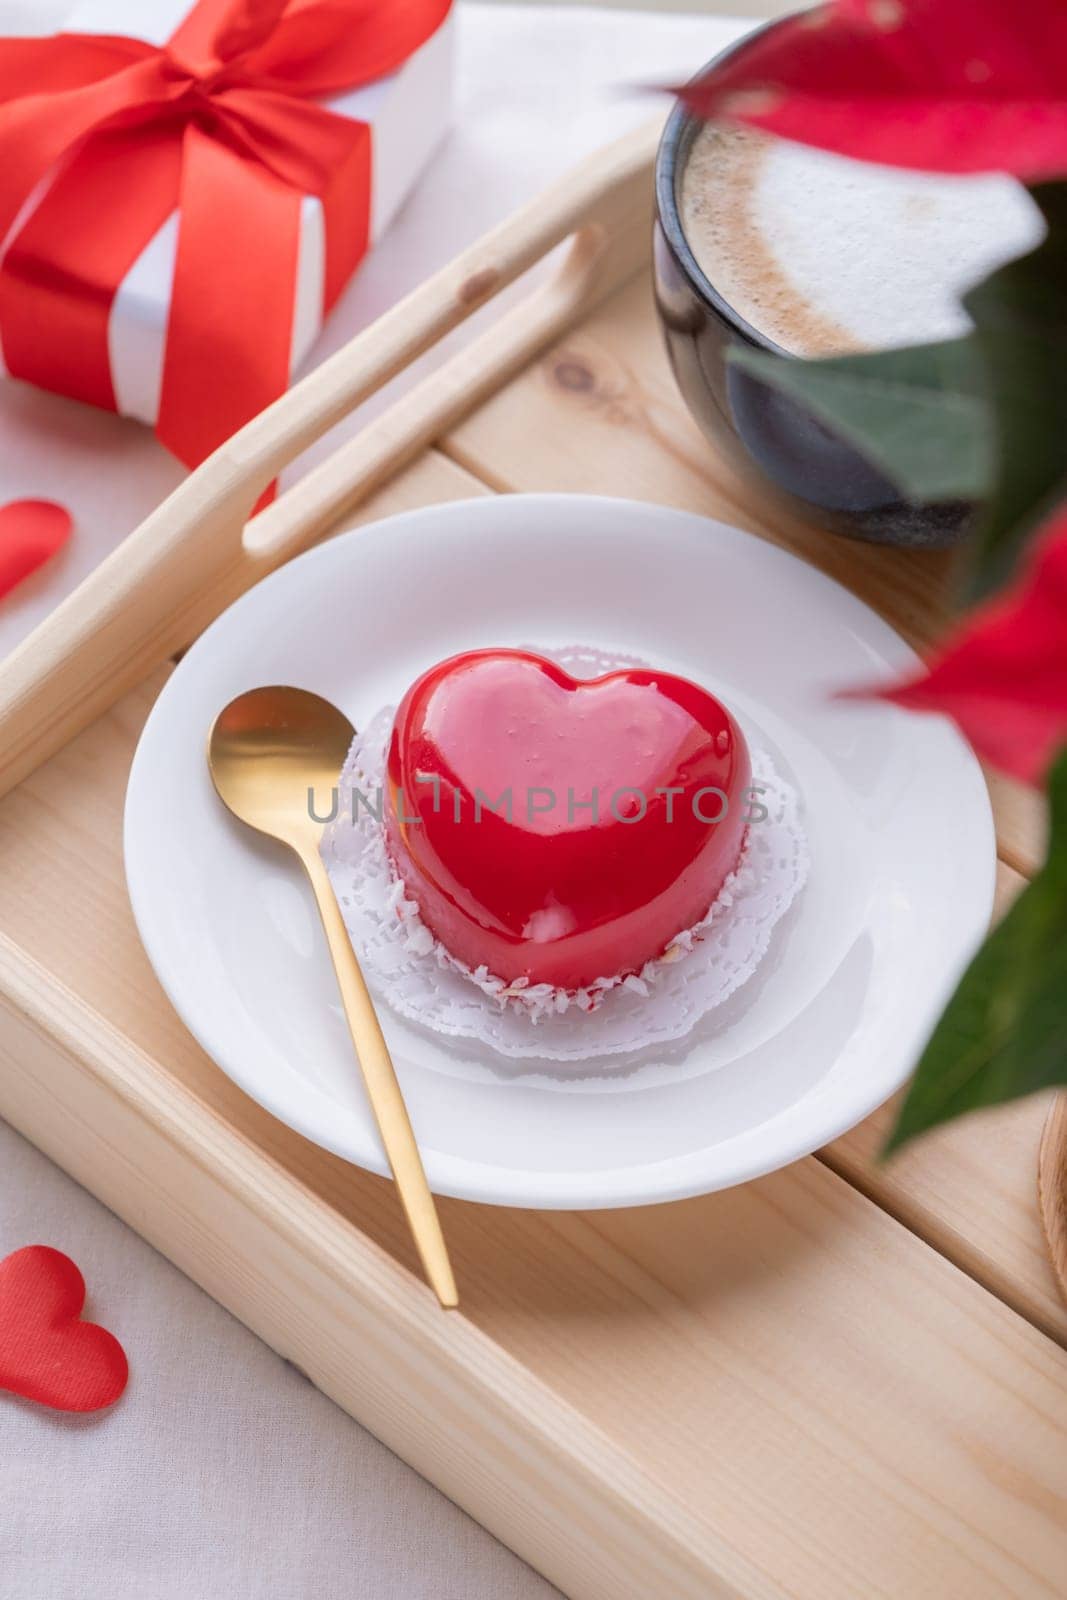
left=0, top=0, right=451, bottom=467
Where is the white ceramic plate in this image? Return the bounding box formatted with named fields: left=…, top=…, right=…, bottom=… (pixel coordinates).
left=125, top=495, right=995, bottom=1208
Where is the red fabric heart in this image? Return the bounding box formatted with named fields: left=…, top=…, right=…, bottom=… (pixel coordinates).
left=0, top=1246, right=128, bottom=1412
left=0, top=499, right=73, bottom=600
left=385, top=650, right=752, bottom=990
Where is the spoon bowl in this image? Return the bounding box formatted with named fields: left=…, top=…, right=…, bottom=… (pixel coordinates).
left=209, top=686, right=354, bottom=851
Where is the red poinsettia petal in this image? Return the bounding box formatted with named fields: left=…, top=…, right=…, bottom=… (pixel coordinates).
left=674, top=0, right=1067, bottom=179
left=847, top=504, right=1067, bottom=785
left=0, top=499, right=73, bottom=600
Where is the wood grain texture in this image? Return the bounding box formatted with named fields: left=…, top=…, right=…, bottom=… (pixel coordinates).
left=824, top=868, right=1067, bottom=1348
left=827, top=1088, right=1066, bottom=1349
left=1039, top=1099, right=1067, bottom=1313
left=0, top=462, right=1065, bottom=1600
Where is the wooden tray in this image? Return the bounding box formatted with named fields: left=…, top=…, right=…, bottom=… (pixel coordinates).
left=1, top=122, right=1065, bottom=1599
left=1039, top=1098, right=1067, bottom=1307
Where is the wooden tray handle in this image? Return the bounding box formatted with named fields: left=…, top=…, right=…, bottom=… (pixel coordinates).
left=0, top=120, right=660, bottom=800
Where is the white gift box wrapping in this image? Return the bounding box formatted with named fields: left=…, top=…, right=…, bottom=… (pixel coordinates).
left=0, top=0, right=455, bottom=426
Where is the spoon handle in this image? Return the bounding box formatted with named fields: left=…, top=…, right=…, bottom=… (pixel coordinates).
left=301, top=850, right=458, bottom=1309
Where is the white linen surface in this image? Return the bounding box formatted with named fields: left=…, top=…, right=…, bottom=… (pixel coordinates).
left=0, top=7, right=749, bottom=1597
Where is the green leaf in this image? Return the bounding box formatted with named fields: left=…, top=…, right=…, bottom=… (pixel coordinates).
left=963, top=182, right=1067, bottom=599
left=729, top=339, right=993, bottom=505
left=885, top=747, right=1067, bottom=1155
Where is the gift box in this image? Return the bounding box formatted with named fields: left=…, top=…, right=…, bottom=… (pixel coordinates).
left=0, top=0, right=454, bottom=467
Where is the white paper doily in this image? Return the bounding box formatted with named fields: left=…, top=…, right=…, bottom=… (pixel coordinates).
left=322, top=648, right=809, bottom=1061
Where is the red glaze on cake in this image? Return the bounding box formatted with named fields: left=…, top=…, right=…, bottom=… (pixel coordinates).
left=384, top=650, right=751, bottom=991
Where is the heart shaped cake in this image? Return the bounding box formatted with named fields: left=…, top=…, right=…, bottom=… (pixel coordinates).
left=384, top=649, right=752, bottom=991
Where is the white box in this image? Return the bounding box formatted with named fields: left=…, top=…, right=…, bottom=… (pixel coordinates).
left=0, top=0, right=455, bottom=427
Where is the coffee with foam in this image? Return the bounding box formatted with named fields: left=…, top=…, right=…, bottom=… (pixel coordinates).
left=680, top=123, right=1046, bottom=358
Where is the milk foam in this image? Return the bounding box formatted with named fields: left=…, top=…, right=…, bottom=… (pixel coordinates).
left=681, top=124, right=1046, bottom=357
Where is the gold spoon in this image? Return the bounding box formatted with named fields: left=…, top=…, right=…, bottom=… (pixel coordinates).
left=208, top=685, right=458, bottom=1309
